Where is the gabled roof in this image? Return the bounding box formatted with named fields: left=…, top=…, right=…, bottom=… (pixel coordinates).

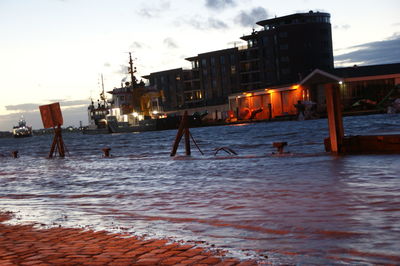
left=300, top=69, right=342, bottom=85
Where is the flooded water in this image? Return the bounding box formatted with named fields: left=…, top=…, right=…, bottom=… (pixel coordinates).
left=1, top=114, right=400, bottom=264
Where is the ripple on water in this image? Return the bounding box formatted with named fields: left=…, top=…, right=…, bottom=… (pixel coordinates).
left=1, top=114, right=400, bottom=264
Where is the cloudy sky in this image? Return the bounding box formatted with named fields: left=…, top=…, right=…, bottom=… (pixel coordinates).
left=1, top=0, right=399, bottom=131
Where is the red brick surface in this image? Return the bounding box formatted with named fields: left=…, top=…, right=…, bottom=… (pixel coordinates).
left=0, top=212, right=261, bottom=265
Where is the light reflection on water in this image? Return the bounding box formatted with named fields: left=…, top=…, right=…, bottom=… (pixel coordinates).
left=1, top=114, right=400, bottom=264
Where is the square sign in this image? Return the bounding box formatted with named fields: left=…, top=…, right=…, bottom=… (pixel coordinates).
left=39, top=102, right=64, bottom=128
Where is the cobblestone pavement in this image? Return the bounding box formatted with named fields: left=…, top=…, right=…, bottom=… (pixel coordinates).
left=0, top=212, right=262, bottom=265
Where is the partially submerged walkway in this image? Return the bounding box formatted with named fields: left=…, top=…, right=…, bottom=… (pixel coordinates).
left=0, top=212, right=261, bottom=265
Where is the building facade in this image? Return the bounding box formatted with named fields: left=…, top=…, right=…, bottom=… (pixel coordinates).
left=144, top=11, right=334, bottom=115
left=141, top=11, right=399, bottom=120
left=228, top=64, right=400, bottom=121
left=143, top=68, right=185, bottom=111
left=240, top=11, right=334, bottom=88
left=186, top=48, right=241, bottom=107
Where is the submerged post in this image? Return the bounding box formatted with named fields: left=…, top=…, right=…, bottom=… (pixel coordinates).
left=325, top=83, right=344, bottom=153
left=102, top=147, right=111, bottom=157
left=184, top=119, right=191, bottom=156
left=170, top=111, right=190, bottom=156
left=48, top=126, right=65, bottom=158
left=11, top=150, right=19, bottom=158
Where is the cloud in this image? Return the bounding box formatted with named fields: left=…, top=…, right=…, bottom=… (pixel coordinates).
left=137, top=1, right=170, bottom=18
left=61, top=99, right=89, bottom=107
left=5, top=100, right=88, bottom=113
left=1, top=107, right=88, bottom=130
left=208, top=17, right=228, bottom=29
left=335, top=33, right=400, bottom=66
left=6, top=103, right=38, bottom=112
left=235, top=7, right=269, bottom=27
left=1, top=100, right=89, bottom=130
left=205, top=0, right=236, bottom=10
left=334, top=24, right=351, bottom=30
left=104, top=62, right=111, bottom=67
left=176, top=16, right=228, bottom=30
left=163, top=38, right=178, bottom=49
left=115, top=64, right=129, bottom=74
left=130, top=41, right=143, bottom=49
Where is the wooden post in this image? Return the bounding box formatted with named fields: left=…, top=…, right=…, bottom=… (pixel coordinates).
left=39, top=103, right=66, bottom=158
left=184, top=124, right=191, bottom=156
left=325, top=83, right=344, bottom=153
left=49, top=125, right=65, bottom=158
left=170, top=111, right=189, bottom=156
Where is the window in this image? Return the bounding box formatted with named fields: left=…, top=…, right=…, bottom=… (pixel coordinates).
left=262, top=36, right=268, bottom=45
left=201, top=58, right=207, bottom=67
left=231, top=66, right=236, bottom=74
left=280, top=44, right=288, bottom=50
left=220, top=55, right=225, bottom=64
left=280, top=56, right=290, bottom=62
left=191, top=60, right=199, bottom=69
left=212, top=79, right=217, bottom=89
left=248, top=39, right=258, bottom=47
left=279, top=32, right=288, bottom=38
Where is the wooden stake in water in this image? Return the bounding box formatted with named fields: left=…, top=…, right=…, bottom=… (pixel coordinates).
left=325, top=83, right=344, bottom=153
left=170, top=111, right=203, bottom=156
left=171, top=111, right=190, bottom=156
left=49, top=126, right=66, bottom=158
left=39, top=102, right=67, bottom=158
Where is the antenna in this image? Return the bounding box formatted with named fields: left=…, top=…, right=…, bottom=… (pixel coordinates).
left=128, top=52, right=138, bottom=87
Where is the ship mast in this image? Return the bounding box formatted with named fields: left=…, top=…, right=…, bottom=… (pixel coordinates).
left=100, top=73, right=107, bottom=106
left=128, top=52, right=137, bottom=88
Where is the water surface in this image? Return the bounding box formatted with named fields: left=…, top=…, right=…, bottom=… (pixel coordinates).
left=1, top=114, right=400, bottom=264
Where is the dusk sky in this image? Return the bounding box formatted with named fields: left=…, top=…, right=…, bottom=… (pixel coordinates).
left=1, top=0, right=399, bottom=130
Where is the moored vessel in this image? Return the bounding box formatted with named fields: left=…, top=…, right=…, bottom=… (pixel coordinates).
left=12, top=117, right=32, bottom=138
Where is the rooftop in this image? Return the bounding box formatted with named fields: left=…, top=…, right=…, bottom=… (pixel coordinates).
left=333, top=63, right=400, bottom=78
left=257, top=11, right=330, bottom=27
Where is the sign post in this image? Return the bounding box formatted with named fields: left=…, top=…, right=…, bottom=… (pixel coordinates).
left=39, top=102, right=66, bottom=158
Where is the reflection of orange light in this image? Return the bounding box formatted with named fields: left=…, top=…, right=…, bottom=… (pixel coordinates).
left=292, top=85, right=300, bottom=90
left=245, top=93, right=253, bottom=97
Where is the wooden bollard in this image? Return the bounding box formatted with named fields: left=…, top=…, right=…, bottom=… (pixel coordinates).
left=11, top=150, right=19, bottom=158
left=273, top=142, right=287, bottom=154
left=102, top=148, right=111, bottom=157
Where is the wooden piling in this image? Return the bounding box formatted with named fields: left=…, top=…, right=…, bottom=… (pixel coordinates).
left=325, top=83, right=344, bottom=153
left=170, top=111, right=189, bottom=156
left=49, top=126, right=66, bottom=158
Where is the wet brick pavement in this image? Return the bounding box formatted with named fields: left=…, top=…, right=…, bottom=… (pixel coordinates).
left=0, top=212, right=262, bottom=265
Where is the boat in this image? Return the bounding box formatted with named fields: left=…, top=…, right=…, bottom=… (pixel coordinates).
left=12, top=117, right=32, bottom=138
left=83, top=53, right=207, bottom=134
left=82, top=98, right=111, bottom=135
